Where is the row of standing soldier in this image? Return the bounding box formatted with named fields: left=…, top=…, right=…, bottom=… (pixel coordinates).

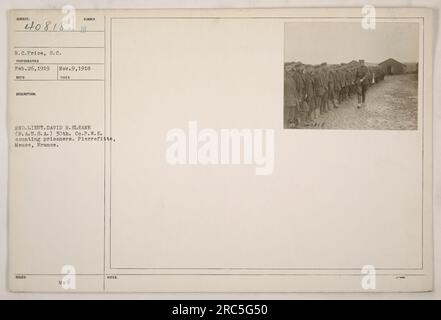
left=284, top=60, right=385, bottom=128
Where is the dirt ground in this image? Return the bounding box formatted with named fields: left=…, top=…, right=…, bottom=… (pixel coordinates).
left=299, top=73, right=418, bottom=130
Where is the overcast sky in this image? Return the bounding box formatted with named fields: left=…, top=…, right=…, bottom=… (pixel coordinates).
left=284, top=22, right=419, bottom=65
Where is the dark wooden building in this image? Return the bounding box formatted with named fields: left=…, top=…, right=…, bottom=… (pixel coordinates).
left=378, top=58, right=407, bottom=75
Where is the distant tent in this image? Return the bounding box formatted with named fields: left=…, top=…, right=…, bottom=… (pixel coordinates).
left=378, top=58, right=407, bottom=75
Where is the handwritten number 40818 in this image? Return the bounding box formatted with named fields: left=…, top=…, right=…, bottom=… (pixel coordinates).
left=23, top=20, right=64, bottom=32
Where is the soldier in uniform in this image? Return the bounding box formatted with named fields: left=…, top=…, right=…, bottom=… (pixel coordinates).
left=294, top=63, right=308, bottom=125
left=328, top=66, right=338, bottom=109
left=304, top=64, right=315, bottom=122
left=355, top=59, right=370, bottom=108
left=344, top=67, right=352, bottom=100
left=352, top=67, right=358, bottom=97
left=313, top=65, right=325, bottom=117
left=338, top=64, right=346, bottom=103
left=348, top=67, right=355, bottom=99
left=320, top=63, right=329, bottom=113
left=284, top=66, right=299, bottom=128
left=332, top=66, right=339, bottom=105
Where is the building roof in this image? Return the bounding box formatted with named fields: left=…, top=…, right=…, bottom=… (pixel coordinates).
left=378, top=58, right=406, bottom=67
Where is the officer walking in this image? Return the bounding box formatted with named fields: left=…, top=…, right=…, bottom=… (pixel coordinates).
left=355, top=59, right=370, bottom=108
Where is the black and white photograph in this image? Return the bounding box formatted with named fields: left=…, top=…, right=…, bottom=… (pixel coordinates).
left=284, top=22, right=419, bottom=129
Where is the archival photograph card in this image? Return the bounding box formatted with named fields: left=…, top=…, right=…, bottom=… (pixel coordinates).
left=8, top=8, right=433, bottom=292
